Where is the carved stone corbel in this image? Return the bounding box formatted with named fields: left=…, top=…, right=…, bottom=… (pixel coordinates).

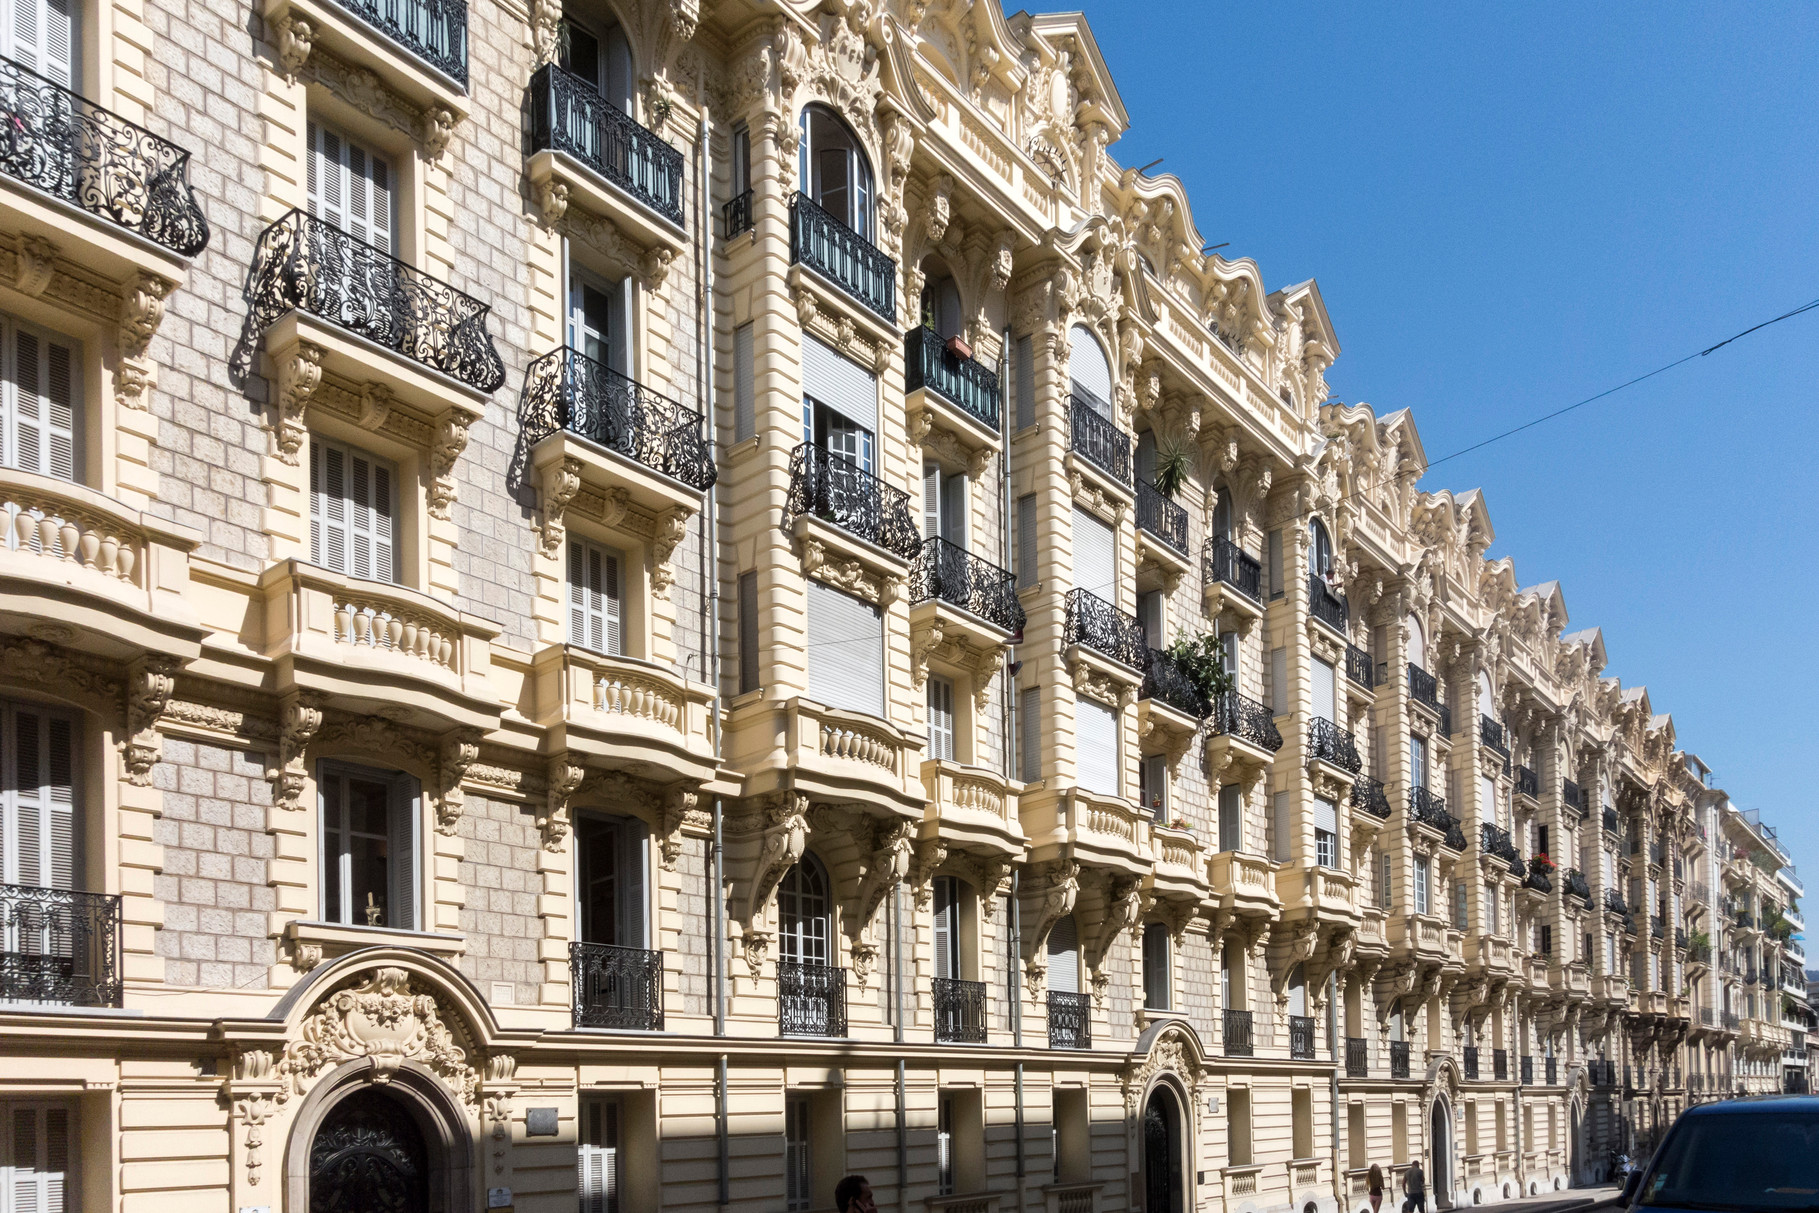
left=357, top=383, right=393, bottom=431
left=427, top=409, right=474, bottom=522
left=743, top=789, right=809, bottom=925
left=658, top=785, right=697, bottom=872
left=649, top=506, right=691, bottom=599
left=908, top=836, right=948, bottom=910
left=120, top=655, right=179, bottom=785
left=14, top=234, right=56, bottom=297
left=226, top=1049, right=281, bottom=1189
left=1021, top=858, right=1079, bottom=996
left=849, top=819, right=912, bottom=989
left=435, top=729, right=482, bottom=836
left=421, top=108, right=456, bottom=160
left=117, top=272, right=174, bottom=409
left=270, top=341, right=324, bottom=466
left=535, top=180, right=568, bottom=227
left=537, top=457, right=583, bottom=558
left=909, top=617, right=945, bottom=690
left=539, top=753, right=587, bottom=851
left=273, top=13, right=313, bottom=80
left=270, top=690, right=324, bottom=810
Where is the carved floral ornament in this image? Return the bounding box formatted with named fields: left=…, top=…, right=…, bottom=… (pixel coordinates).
left=1120, top=1025, right=1207, bottom=1113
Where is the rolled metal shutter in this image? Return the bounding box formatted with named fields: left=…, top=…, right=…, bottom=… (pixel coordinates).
left=1067, top=324, right=1112, bottom=415
left=803, top=335, right=877, bottom=432
left=1075, top=698, right=1118, bottom=796
left=1047, top=915, right=1079, bottom=994
left=806, top=581, right=883, bottom=716
left=1071, top=506, right=1115, bottom=599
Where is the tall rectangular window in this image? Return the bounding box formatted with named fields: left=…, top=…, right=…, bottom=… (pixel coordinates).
left=1453, top=880, right=1468, bottom=929
left=1142, top=922, right=1170, bottom=1010
left=1074, top=698, right=1118, bottom=796
left=578, top=1097, right=620, bottom=1213
left=0, top=701, right=77, bottom=890
left=1218, top=784, right=1242, bottom=853
left=1140, top=754, right=1167, bottom=822
left=730, top=124, right=751, bottom=196
left=1485, top=883, right=1499, bottom=935
left=1014, top=334, right=1034, bottom=429
left=733, top=321, right=755, bottom=440
left=0, top=316, right=79, bottom=482
left=784, top=1096, right=812, bottom=1213
left=1272, top=790, right=1291, bottom=862
left=0, top=0, right=77, bottom=84
left=737, top=571, right=759, bottom=693
left=927, top=676, right=956, bottom=763
left=307, top=119, right=394, bottom=250
left=568, top=539, right=624, bottom=655
left=1314, top=798, right=1338, bottom=868
left=318, top=762, right=417, bottom=931
left=1379, top=850, right=1393, bottom=909
left=1413, top=854, right=1430, bottom=915
left=1266, top=528, right=1283, bottom=598
left=1018, top=686, right=1040, bottom=782
left=1016, top=493, right=1037, bottom=588
left=1409, top=734, right=1428, bottom=788
left=937, top=1093, right=955, bottom=1195
left=310, top=439, right=396, bottom=583
left=805, top=582, right=884, bottom=717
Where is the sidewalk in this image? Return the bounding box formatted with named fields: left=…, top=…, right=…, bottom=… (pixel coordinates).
left=1463, top=1183, right=1622, bottom=1212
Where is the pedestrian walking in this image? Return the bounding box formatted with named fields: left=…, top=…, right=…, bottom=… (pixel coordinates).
left=1367, top=1162, right=1385, bottom=1212
left=1402, top=1159, right=1427, bottom=1213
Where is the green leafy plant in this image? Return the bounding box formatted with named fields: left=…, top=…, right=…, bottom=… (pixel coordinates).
left=1688, top=928, right=1711, bottom=953
left=1150, top=436, right=1196, bottom=498
left=1166, top=629, right=1236, bottom=704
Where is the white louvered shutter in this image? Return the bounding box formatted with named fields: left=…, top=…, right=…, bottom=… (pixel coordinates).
left=923, top=461, right=941, bottom=540
left=1046, top=915, right=1078, bottom=994
left=932, top=876, right=956, bottom=981
left=3, top=321, right=78, bottom=482
left=569, top=540, right=623, bottom=655
left=1074, top=698, right=1117, bottom=796
left=3, top=0, right=76, bottom=86
left=309, top=440, right=346, bottom=572
left=307, top=121, right=394, bottom=252
left=348, top=451, right=394, bottom=582
left=1016, top=494, right=1037, bottom=588
left=1071, top=506, right=1115, bottom=599
left=927, top=677, right=954, bottom=763
left=805, top=582, right=883, bottom=717
left=4, top=1103, right=72, bottom=1213
left=3, top=706, right=75, bottom=890
left=733, top=322, right=755, bottom=441
left=309, top=441, right=394, bottom=582
left=1018, top=686, right=1040, bottom=782
left=386, top=775, right=416, bottom=932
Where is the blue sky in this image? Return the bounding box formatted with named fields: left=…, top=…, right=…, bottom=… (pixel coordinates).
left=1076, top=1, right=1819, bottom=893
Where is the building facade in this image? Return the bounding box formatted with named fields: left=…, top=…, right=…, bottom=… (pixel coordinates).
left=0, top=0, right=1804, bottom=1210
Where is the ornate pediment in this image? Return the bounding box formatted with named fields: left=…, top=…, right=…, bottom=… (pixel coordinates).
left=271, top=967, right=479, bottom=1107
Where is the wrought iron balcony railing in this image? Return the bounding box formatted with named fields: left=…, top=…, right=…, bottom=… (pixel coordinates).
left=1409, top=786, right=1451, bottom=832
left=790, top=191, right=894, bottom=322
left=232, top=208, right=506, bottom=391
left=1068, top=396, right=1132, bottom=486
left=1675, top=927, right=1688, bottom=950
left=529, top=63, right=685, bottom=225
left=1521, top=1055, right=1534, bottom=1085
left=1141, top=646, right=1209, bottom=720
left=1209, top=690, right=1283, bottom=753
left=1203, top=535, right=1262, bottom=601
left=906, top=324, right=999, bottom=431
left=0, top=883, right=121, bottom=1007
left=1563, top=779, right=1583, bottom=814
left=723, top=188, right=753, bottom=238
left=1603, top=808, right=1620, bottom=835
left=1390, top=1040, right=1411, bottom=1079
left=1588, top=1059, right=1617, bottom=1087
left=1307, top=717, right=1362, bottom=773
left=1651, top=914, right=1666, bottom=938
left=1464, top=1046, right=1480, bottom=1079
left=337, top=0, right=467, bottom=83
left=0, top=57, right=209, bottom=255
left=1223, top=1007, right=1253, bottom=1057
left=1351, top=775, right=1391, bottom=819
left=1523, top=867, right=1552, bottom=894
left=1135, top=480, right=1188, bottom=555
left=1479, top=715, right=1509, bottom=755
left=1063, top=587, right=1146, bottom=670
left=1289, top=1014, right=1316, bottom=1060
left=570, top=941, right=663, bottom=1030
left=1444, top=820, right=1467, bottom=851
left=1481, top=823, right=1520, bottom=868
left=1439, top=702, right=1454, bottom=738
left=932, top=976, right=987, bottom=1043
left=1346, top=1036, right=1369, bottom=1077
left=1346, top=643, right=1374, bottom=689
left=1493, top=1048, right=1508, bottom=1081
left=779, top=960, right=846, bottom=1037
left=1722, top=1010, right=1740, bottom=1030
left=1605, top=890, right=1629, bottom=916
left=1516, top=765, right=1539, bottom=798
left=522, top=347, right=715, bottom=490
left=1564, top=868, right=1590, bottom=901
left=787, top=444, right=920, bottom=560
left=1047, top=989, right=1090, bottom=1049
left=911, top=537, right=1023, bottom=635
left=1307, top=574, right=1348, bottom=632
left=1546, top=1057, right=1557, bottom=1085
left=1407, top=662, right=1440, bottom=709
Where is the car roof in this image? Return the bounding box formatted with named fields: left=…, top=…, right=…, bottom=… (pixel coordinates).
left=1680, top=1095, right=1819, bottom=1115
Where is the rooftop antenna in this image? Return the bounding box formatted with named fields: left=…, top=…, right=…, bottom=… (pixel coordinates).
left=1137, top=157, right=1164, bottom=175
left=1202, top=241, right=1230, bottom=253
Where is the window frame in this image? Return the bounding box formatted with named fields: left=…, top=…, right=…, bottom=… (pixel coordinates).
left=316, top=760, right=420, bottom=932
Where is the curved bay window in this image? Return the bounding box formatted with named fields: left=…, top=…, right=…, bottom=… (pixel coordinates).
left=778, top=852, right=843, bottom=1036
left=799, top=104, right=873, bottom=241
left=317, top=762, right=418, bottom=931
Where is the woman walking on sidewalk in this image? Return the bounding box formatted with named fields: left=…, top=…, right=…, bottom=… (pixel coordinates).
left=1367, top=1163, right=1385, bottom=1212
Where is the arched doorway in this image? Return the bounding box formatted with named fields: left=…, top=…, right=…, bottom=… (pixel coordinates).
left=1569, top=1098, right=1584, bottom=1186
left=1429, top=1096, right=1452, bottom=1209
left=1141, top=1085, right=1186, bottom=1213
left=309, top=1087, right=428, bottom=1213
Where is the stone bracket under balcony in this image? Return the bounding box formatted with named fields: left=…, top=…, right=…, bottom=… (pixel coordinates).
left=528, top=148, right=686, bottom=292
left=724, top=696, right=926, bottom=819
left=262, top=0, right=471, bottom=120
left=1207, top=851, right=1281, bottom=919
left=1135, top=533, right=1191, bottom=599
left=0, top=468, right=205, bottom=664
left=905, top=326, right=1002, bottom=457
left=526, top=644, right=718, bottom=788
left=909, top=610, right=1006, bottom=712
left=1136, top=696, right=1200, bottom=767
left=915, top=760, right=1025, bottom=868
left=255, top=558, right=502, bottom=733
left=529, top=431, right=702, bottom=587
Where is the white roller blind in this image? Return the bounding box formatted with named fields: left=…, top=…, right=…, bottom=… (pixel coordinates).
left=806, top=581, right=883, bottom=717
left=307, top=120, right=394, bottom=252
left=1269, top=647, right=1289, bottom=713
left=1218, top=784, right=1242, bottom=853
left=733, top=322, right=755, bottom=441
left=1, top=320, right=78, bottom=483
left=1, top=0, right=76, bottom=86
left=569, top=539, right=624, bottom=655
left=1018, top=686, right=1040, bottom=782
left=1272, top=791, right=1291, bottom=862
left=803, top=335, right=877, bottom=432
left=1016, top=494, right=1037, bottom=588
left=1047, top=915, right=1079, bottom=993
left=3, top=1102, right=72, bottom=1213
left=1071, top=506, right=1115, bottom=598
left=1312, top=658, right=1336, bottom=723
left=1314, top=798, right=1338, bottom=836
left=1, top=703, right=76, bottom=889
left=1075, top=698, right=1118, bottom=796
left=1067, top=324, right=1111, bottom=413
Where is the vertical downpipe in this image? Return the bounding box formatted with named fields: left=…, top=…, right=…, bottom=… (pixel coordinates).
left=1329, top=967, right=1342, bottom=1205
left=894, top=882, right=907, bottom=1211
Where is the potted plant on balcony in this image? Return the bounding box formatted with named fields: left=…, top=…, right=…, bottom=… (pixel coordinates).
left=1532, top=852, right=1556, bottom=873
left=1166, top=629, right=1236, bottom=704
left=1150, top=437, right=1195, bottom=498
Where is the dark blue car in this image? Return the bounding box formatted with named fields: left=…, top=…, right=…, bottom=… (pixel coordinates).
left=1615, top=1095, right=1819, bottom=1212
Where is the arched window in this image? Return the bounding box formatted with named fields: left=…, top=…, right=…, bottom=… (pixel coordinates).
left=1211, top=483, right=1233, bottom=542
left=1142, top=922, right=1170, bottom=1011
left=799, top=105, right=873, bottom=239
left=1067, top=324, right=1112, bottom=418
left=1309, top=517, right=1333, bottom=578
left=1478, top=671, right=1496, bottom=721
left=778, top=852, right=831, bottom=966
left=918, top=258, right=963, bottom=338
left=1287, top=963, right=1307, bottom=1017
left=1406, top=612, right=1426, bottom=669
